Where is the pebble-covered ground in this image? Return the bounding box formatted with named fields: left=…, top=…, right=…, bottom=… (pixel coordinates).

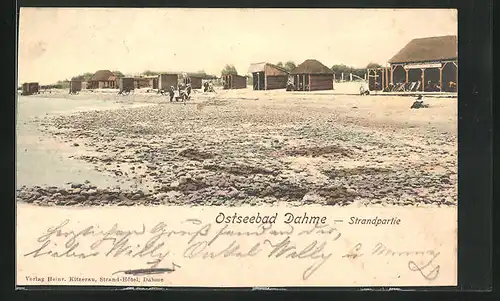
left=16, top=90, right=457, bottom=207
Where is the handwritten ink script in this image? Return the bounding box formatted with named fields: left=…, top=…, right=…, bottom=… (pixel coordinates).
left=22, top=218, right=443, bottom=283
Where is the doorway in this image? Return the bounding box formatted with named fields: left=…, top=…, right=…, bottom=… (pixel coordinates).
left=442, top=62, right=457, bottom=92
left=423, top=68, right=440, bottom=92
left=253, top=72, right=265, bottom=90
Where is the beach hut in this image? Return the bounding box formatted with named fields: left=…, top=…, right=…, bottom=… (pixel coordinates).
left=379, top=35, right=458, bottom=93
left=180, top=73, right=217, bottom=89
left=222, top=74, right=247, bottom=89
left=69, top=80, right=82, bottom=94
left=289, top=59, right=334, bottom=91
left=119, top=77, right=135, bottom=91
left=87, top=70, right=118, bottom=89
left=183, top=73, right=204, bottom=89
left=158, top=73, right=180, bottom=91
left=248, top=62, right=289, bottom=90
left=21, top=82, right=39, bottom=95
left=133, top=77, right=152, bottom=89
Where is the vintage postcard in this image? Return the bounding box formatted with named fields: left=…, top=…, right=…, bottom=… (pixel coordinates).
left=16, top=8, right=458, bottom=287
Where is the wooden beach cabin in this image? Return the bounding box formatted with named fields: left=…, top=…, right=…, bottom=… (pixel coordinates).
left=119, top=77, right=135, bottom=91
left=158, top=73, right=180, bottom=91
left=87, top=70, right=118, bottom=89
left=69, top=80, right=82, bottom=94
left=289, top=59, right=334, bottom=91
left=248, top=62, right=289, bottom=90
left=180, top=73, right=217, bottom=89
left=222, top=74, right=247, bottom=90
left=133, top=77, right=152, bottom=89
left=21, top=82, right=39, bottom=95
left=370, top=35, right=458, bottom=93
left=184, top=73, right=204, bottom=89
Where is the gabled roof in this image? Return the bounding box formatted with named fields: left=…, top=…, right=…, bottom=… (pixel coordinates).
left=89, top=70, right=117, bottom=81
left=388, top=35, right=458, bottom=64
left=248, top=62, right=267, bottom=73
left=290, top=59, right=333, bottom=75
left=248, top=62, right=288, bottom=75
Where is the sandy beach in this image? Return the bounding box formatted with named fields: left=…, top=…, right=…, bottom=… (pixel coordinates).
left=16, top=87, right=457, bottom=208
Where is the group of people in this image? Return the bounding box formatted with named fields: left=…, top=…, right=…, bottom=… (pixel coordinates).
left=162, top=81, right=216, bottom=104
left=203, top=81, right=215, bottom=93
left=424, top=80, right=441, bottom=92
left=165, top=83, right=192, bottom=103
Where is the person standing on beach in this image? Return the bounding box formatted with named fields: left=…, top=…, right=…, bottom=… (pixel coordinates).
left=179, top=84, right=189, bottom=105
left=168, top=86, right=175, bottom=102
left=208, top=82, right=215, bottom=92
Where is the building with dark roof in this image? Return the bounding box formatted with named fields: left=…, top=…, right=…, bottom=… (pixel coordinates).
left=248, top=62, right=289, bottom=90
left=289, top=59, right=334, bottom=91
left=369, top=35, right=458, bottom=92
left=388, top=35, right=457, bottom=64
left=222, top=74, right=247, bottom=90
left=87, top=70, right=118, bottom=89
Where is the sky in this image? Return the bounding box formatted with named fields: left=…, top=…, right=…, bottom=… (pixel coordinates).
left=18, top=8, right=457, bottom=85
